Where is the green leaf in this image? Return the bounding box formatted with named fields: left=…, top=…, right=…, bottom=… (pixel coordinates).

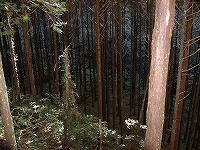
left=23, top=14, right=30, bottom=22
left=21, top=4, right=26, bottom=9
left=53, top=24, right=62, bottom=33
left=14, top=18, right=20, bottom=25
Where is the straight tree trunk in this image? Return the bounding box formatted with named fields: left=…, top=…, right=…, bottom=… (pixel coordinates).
left=186, top=61, right=200, bottom=149
left=145, top=0, right=175, bottom=149
left=42, top=12, right=51, bottom=94
left=14, top=24, right=26, bottom=95
left=0, top=51, right=17, bottom=150
left=162, top=37, right=174, bottom=144
left=21, top=0, right=37, bottom=102
left=53, top=16, right=60, bottom=94
left=6, top=8, right=20, bottom=103
left=171, top=1, right=191, bottom=149
left=48, top=20, right=55, bottom=103
left=94, top=0, right=103, bottom=149
left=138, top=3, right=142, bottom=121
left=129, top=1, right=136, bottom=119
left=81, top=2, right=87, bottom=115
left=33, top=11, right=43, bottom=97
left=87, top=13, right=94, bottom=107
left=110, top=0, right=116, bottom=130
left=117, top=1, right=123, bottom=144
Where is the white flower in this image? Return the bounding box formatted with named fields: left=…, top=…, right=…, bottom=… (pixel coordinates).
left=125, top=118, right=138, bottom=129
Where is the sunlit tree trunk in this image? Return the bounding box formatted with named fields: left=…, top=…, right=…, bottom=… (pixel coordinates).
left=6, top=8, right=20, bottom=104
left=0, top=51, right=17, bottom=149
left=14, top=23, right=26, bottom=95
left=145, top=0, right=175, bottom=149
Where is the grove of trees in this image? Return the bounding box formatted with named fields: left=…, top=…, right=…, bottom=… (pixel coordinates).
left=0, top=0, right=199, bottom=149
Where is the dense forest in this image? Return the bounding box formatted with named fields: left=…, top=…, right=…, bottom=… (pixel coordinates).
left=0, top=0, right=199, bottom=149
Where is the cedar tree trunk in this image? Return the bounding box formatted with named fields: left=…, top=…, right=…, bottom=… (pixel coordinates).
left=144, top=0, right=175, bottom=149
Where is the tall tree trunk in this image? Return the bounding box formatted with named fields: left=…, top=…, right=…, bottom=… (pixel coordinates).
left=33, top=11, right=43, bottom=97
left=48, top=20, right=55, bottom=103
left=171, top=1, right=191, bottom=149
left=94, top=0, right=103, bottom=149
left=53, top=16, right=60, bottom=94
left=110, top=0, right=116, bottom=130
left=87, top=13, right=94, bottom=107
left=130, top=0, right=136, bottom=119
left=0, top=51, right=17, bottom=150
left=6, top=8, right=20, bottom=104
left=14, top=24, right=25, bottom=95
left=117, top=1, right=123, bottom=144
left=186, top=60, right=200, bottom=149
left=21, top=0, right=37, bottom=102
left=81, top=2, right=87, bottom=115
left=145, top=0, right=175, bottom=149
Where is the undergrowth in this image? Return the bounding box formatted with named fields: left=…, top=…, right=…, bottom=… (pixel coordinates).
left=0, top=94, right=145, bottom=149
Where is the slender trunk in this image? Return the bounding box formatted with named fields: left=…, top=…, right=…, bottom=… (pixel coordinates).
left=110, top=0, right=116, bottom=130
left=186, top=54, right=199, bottom=150
left=6, top=9, right=20, bottom=103
left=117, top=1, right=123, bottom=144
left=81, top=2, right=87, bottom=115
left=94, top=0, right=103, bottom=149
left=171, top=1, right=191, bottom=149
left=53, top=16, right=60, bottom=94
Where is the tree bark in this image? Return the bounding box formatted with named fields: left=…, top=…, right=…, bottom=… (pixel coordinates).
left=6, top=7, right=20, bottom=103
left=171, top=1, right=191, bottom=149
left=21, top=0, right=37, bottom=102
left=94, top=0, right=103, bottom=149
left=0, top=51, right=17, bottom=149
left=117, top=1, right=123, bottom=144
left=145, top=0, right=175, bottom=149
left=53, top=16, right=60, bottom=94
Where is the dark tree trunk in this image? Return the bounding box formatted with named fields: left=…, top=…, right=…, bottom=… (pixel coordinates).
left=110, top=0, right=116, bottom=130
left=94, top=0, right=103, bottom=149
left=21, top=0, right=37, bottom=102
left=33, top=11, right=43, bottom=97
left=117, top=1, right=123, bottom=144
left=53, top=16, right=60, bottom=94
left=171, top=1, right=191, bottom=149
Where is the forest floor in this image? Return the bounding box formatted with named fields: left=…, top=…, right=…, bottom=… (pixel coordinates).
left=76, top=87, right=188, bottom=150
